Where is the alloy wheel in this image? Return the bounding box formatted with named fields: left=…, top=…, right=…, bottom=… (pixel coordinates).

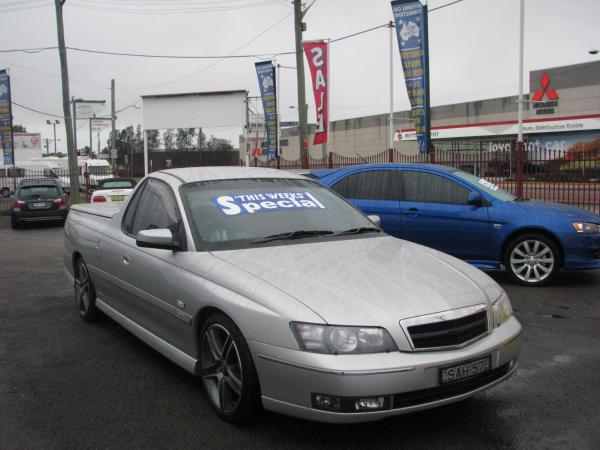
left=75, top=262, right=90, bottom=314
left=509, top=239, right=555, bottom=283
left=200, top=323, right=244, bottom=414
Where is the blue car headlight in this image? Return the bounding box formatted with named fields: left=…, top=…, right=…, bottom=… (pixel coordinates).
left=290, top=322, right=398, bottom=354
left=572, top=222, right=600, bottom=234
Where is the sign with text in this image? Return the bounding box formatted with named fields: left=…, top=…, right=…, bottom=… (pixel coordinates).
left=392, top=0, right=429, bottom=153
left=91, top=118, right=111, bottom=132
left=255, top=61, right=277, bottom=162
left=0, top=69, right=14, bottom=165
left=303, top=40, right=329, bottom=145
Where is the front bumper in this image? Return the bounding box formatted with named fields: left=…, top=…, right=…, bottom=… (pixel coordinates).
left=562, top=232, right=600, bottom=270
left=249, top=316, right=521, bottom=423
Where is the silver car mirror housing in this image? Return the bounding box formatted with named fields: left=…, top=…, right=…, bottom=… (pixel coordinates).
left=136, top=228, right=181, bottom=251
left=367, top=215, right=381, bottom=227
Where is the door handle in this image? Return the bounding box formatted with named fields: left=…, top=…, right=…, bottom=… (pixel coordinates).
left=402, top=208, right=420, bottom=216
left=121, top=255, right=130, bottom=265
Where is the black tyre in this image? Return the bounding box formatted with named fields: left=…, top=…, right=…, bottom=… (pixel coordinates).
left=504, top=233, right=560, bottom=286
left=74, top=258, right=99, bottom=322
left=10, top=216, right=20, bottom=229
left=199, top=312, right=260, bottom=423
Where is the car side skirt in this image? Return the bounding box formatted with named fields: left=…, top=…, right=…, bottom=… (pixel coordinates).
left=96, top=298, right=200, bottom=375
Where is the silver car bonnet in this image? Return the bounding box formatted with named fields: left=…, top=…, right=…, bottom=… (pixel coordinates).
left=211, top=235, right=502, bottom=326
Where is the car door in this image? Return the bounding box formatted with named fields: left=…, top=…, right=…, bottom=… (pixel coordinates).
left=117, top=178, right=193, bottom=352
left=329, top=169, right=402, bottom=236
left=399, top=170, right=492, bottom=261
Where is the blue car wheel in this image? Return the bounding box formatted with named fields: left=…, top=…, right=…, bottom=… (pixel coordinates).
left=505, top=233, right=560, bottom=286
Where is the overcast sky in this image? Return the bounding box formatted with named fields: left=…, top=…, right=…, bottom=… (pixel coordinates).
left=1, top=0, right=599, bottom=152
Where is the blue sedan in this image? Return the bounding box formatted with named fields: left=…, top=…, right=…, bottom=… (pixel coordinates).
left=313, top=164, right=600, bottom=286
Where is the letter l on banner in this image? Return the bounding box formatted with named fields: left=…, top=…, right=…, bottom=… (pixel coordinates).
left=302, top=41, right=329, bottom=145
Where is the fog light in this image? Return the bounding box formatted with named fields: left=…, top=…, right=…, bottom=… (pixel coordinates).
left=312, top=394, right=341, bottom=411
left=355, top=397, right=385, bottom=411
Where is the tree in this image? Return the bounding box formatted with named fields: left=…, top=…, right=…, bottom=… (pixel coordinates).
left=12, top=124, right=26, bottom=132
left=163, top=129, right=175, bottom=151
left=147, top=130, right=160, bottom=151
left=176, top=128, right=196, bottom=151
left=196, top=128, right=206, bottom=151
left=206, top=136, right=233, bottom=152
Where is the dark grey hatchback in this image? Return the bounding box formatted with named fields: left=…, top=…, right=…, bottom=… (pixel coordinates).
left=11, top=179, right=69, bottom=229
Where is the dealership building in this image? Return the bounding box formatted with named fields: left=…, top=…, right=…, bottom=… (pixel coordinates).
left=270, top=60, right=600, bottom=161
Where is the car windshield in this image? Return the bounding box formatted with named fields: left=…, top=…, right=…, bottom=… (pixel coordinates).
left=87, top=166, right=110, bottom=175
left=451, top=170, right=517, bottom=201
left=100, top=180, right=135, bottom=189
left=181, top=178, right=380, bottom=251
left=19, top=185, right=60, bottom=198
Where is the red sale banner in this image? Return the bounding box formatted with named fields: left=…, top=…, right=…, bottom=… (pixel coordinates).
left=303, top=40, right=329, bottom=145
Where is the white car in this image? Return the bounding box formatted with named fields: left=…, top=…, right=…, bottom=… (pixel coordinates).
left=90, top=178, right=136, bottom=203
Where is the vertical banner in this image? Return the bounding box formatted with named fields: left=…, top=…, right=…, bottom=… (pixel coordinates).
left=0, top=69, right=15, bottom=165
left=255, top=61, right=278, bottom=162
left=391, top=1, right=430, bottom=153
left=302, top=41, right=329, bottom=145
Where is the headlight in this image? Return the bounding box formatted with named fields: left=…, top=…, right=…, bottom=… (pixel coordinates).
left=572, top=222, right=600, bottom=234
left=492, top=292, right=513, bottom=327
left=290, top=322, right=398, bottom=354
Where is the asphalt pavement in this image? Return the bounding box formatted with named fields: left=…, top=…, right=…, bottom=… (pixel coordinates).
left=0, top=217, right=598, bottom=449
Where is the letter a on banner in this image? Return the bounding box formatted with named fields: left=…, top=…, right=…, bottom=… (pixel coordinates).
left=302, top=41, right=329, bottom=145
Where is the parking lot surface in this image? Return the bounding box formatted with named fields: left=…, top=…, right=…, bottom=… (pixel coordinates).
left=1, top=218, right=598, bottom=449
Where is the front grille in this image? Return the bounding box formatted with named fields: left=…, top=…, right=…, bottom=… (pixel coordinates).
left=406, top=310, right=488, bottom=350
left=392, top=362, right=511, bottom=409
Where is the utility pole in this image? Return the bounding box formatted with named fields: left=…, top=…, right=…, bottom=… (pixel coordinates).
left=293, top=0, right=308, bottom=168
left=54, top=0, right=80, bottom=201
left=516, top=0, right=525, bottom=198
left=388, top=20, right=394, bottom=154
left=111, top=78, right=116, bottom=172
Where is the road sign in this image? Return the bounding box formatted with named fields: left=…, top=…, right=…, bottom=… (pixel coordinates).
left=110, top=148, right=117, bottom=159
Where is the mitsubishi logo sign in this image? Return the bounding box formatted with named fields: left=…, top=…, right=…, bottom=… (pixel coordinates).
left=532, top=72, right=559, bottom=115
left=532, top=72, right=559, bottom=101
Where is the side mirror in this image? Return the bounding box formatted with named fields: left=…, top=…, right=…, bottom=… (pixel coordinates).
left=467, top=192, right=484, bottom=207
left=136, top=228, right=181, bottom=251
left=367, top=214, right=381, bottom=227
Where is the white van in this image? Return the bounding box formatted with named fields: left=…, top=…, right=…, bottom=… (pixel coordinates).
left=0, top=161, right=65, bottom=197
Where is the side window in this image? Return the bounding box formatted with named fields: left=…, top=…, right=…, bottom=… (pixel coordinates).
left=402, top=171, right=470, bottom=204
left=122, top=180, right=146, bottom=235
left=330, top=170, right=401, bottom=200
left=130, top=179, right=180, bottom=236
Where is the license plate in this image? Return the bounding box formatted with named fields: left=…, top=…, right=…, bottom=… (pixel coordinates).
left=440, top=356, right=491, bottom=384
left=111, top=195, right=126, bottom=202
left=32, top=202, right=48, bottom=208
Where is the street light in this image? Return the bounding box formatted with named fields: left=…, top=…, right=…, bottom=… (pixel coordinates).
left=46, top=119, right=60, bottom=154
left=589, top=49, right=599, bottom=55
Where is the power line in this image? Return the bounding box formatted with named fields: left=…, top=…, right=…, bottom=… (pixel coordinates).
left=0, top=0, right=464, bottom=60
left=429, top=0, right=464, bottom=13
left=11, top=99, right=141, bottom=121
left=117, top=10, right=294, bottom=90
left=68, top=0, right=285, bottom=14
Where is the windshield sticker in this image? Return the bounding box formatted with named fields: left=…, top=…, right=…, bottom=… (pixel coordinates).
left=478, top=179, right=499, bottom=191
left=212, top=192, right=327, bottom=216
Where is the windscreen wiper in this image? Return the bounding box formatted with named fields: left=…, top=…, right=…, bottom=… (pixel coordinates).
left=333, top=227, right=381, bottom=236
left=251, top=230, right=334, bottom=244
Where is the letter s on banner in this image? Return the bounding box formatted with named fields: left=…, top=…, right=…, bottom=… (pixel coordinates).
left=302, top=41, right=329, bottom=145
